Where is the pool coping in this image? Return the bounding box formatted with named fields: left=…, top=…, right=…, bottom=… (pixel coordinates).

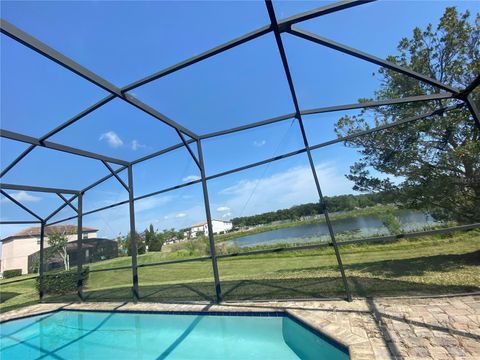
left=1, top=303, right=352, bottom=358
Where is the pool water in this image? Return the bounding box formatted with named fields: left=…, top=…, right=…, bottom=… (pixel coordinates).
left=0, top=311, right=349, bottom=359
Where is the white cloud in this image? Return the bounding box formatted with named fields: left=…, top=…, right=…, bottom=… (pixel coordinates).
left=131, top=139, right=147, bottom=151
left=253, top=140, right=266, bottom=147
left=222, top=212, right=232, bottom=218
left=175, top=213, right=187, bottom=218
left=217, top=163, right=354, bottom=217
left=99, top=131, right=124, bottom=148
left=216, top=206, right=230, bottom=212
left=2, top=191, right=41, bottom=203
left=135, top=195, right=172, bottom=213
left=182, top=175, right=201, bottom=182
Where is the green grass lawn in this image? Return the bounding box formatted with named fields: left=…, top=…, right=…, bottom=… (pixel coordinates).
left=1, top=230, right=479, bottom=312
left=0, top=275, right=39, bottom=314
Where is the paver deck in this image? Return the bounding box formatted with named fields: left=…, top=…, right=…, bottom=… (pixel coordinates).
left=1, top=294, right=479, bottom=359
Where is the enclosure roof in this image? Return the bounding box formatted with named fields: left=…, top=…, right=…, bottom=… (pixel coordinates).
left=0, top=0, right=479, bottom=226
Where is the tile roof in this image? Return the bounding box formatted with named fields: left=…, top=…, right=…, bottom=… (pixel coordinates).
left=1, top=225, right=97, bottom=242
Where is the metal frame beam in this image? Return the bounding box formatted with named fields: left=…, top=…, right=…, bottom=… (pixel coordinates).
left=176, top=130, right=201, bottom=169
left=0, top=129, right=129, bottom=166
left=101, top=161, right=129, bottom=192
left=458, top=74, right=480, bottom=99
left=465, top=95, right=480, bottom=129
left=127, top=165, right=140, bottom=302
left=56, top=193, right=78, bottom=214
left=0, top=19, right=198, bottom=140
left=310, top=104, right=463, bottom=151
left=0, top=220, right=41, bottom=225
left=130, top=141, right=193, bottom=166
left=0, top=19, right=121, bottom=96
left=0, top=96, right=117, bottom=179
left=277, top=0, right=375, bottom=30
left=122, top=26, right=272, bottom=93
left=287, top=27, right=459, bottom=94
left=265, top=0, right=351, bottom=301
left=0, top=145, right=36, bottom=178
left=45, top=164, right=129, bottom=223
left=197, top=140, right=222, bottom=302
left=76, top=193, right=85, bottom=301
left=199, top=93, right=454, bottom=140
left=39, top=221, right=45, bottom=301
left=0, top=189, right=43, bottom=221
left=0, top=183, right=79, bottom=195
left=39, top=95, right=117, bottom=142
left=122, top=0, right=373, bottom=93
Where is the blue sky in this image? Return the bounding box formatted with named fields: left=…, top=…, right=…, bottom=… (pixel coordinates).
left=1, top=0, right=478, bottom=239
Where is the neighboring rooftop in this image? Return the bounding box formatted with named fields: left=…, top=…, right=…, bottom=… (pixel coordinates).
left=1, top=225, right=97, bottom=242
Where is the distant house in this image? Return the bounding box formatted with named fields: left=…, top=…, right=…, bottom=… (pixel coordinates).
left=188, top=220, right=233, bottom=238
left=0, top=225, right=97, bottom=275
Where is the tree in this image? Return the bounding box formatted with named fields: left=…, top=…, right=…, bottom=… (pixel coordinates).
left=145, top=224, right=155, bottom=251
left=335, top=7, right=480, bottom=223
left=116, top=234, right=129, bottom=255
left=144, top=224, right=166, bottom=252
left=117, top=232, right=146, bottom=256
left=47, top=232, right=71, bottom=271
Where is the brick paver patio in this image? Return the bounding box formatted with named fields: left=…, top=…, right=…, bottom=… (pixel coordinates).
left=1, top=294, right=479, bottom=359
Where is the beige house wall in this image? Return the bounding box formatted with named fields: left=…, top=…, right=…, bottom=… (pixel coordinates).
left=0, top=231, right=98, bottom=275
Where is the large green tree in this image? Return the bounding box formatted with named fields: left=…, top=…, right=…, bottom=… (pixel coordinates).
left=335, top=7, right=480, bottom=223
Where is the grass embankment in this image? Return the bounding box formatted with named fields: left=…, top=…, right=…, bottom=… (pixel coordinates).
left=0, top=275, right=39, bottom=314
left=1, top=229, right=479, bottom=312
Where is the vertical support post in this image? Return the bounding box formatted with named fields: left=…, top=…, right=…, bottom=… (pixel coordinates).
left=197, top=140, right=222, bottom=303
left=39, top=221, right=45, bottom=301
left=128, top=165, right=140, bottom=302
left=465, top=95, right=480, bottom=130
left=298, top=118, right=352, bottom=301
left=264, top=0, right=351, bottom=301
left=76, top=192, right=84, bottom=301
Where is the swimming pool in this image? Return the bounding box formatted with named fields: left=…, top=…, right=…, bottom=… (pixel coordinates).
left=1, top=310, right=349, bottom=359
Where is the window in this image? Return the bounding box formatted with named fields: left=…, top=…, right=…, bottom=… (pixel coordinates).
left=82, top=232, right=88, bottom=239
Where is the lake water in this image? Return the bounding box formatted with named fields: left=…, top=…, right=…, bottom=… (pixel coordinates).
left=225, top=211, right=437, bottom=248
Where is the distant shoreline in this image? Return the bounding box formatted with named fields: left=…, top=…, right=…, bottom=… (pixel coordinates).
left=214, top=204, right=400, bottom=243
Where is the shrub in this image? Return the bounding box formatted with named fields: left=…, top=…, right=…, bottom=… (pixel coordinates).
left=36, top=267, right=89, bottom=295
left=3, top=269, right=22, bottom=279
left=379, top=212, right=403, bottom=235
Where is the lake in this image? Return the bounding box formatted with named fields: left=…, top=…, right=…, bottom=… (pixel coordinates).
left=224, top=211, right=438, bottom=248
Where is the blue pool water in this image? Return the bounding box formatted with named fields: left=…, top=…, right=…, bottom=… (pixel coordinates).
left=0, top=311, right=349, bottom=359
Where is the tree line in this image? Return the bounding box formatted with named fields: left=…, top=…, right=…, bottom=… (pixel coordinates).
left=231, top=192, right=397, bottom=228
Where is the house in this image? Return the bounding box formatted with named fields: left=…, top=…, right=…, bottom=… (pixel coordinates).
left=0, top=225, right=97, bottom=275
left=27, top=237, right=118, bottom=272
left=188, top=220, right=233, bottom=238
